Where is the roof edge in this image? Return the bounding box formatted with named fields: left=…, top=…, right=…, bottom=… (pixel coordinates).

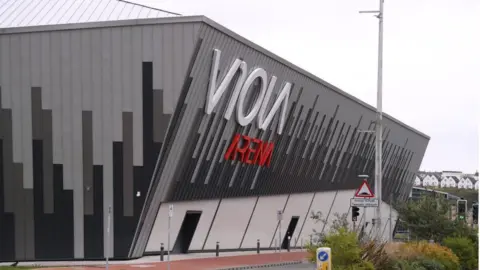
left=0, top=15, right=430, bottom=140
left=199, top=17, right=430, bottom=140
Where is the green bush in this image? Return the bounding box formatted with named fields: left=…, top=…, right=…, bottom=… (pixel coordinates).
left=393, top=241, right=460, bottom=270
left=305, top=227, right=374, bottom=268
left=442, top=237, right=478, bottom=270
left=416, top=258, right=446, bottom=270
left=393, top=258, right=445, bottom=270
left=361, top=240, right=395, bottom=270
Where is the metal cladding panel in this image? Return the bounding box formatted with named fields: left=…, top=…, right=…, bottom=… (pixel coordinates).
left=147, top=24, right=429, bottom=203
left=131, top=23, right=429, bottom=257
left=0, top=22, right=200, bottom=261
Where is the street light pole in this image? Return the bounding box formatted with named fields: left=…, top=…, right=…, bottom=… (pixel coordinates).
left=360, top=0, right=384, bottom=240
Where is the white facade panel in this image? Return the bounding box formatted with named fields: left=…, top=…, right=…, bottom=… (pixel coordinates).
left=204, top=196, right=257, bottom=249
left=80, top=30, right=92, bottom=111
left=131, top=27, right=143, bottom=166
left=121, top=27, right=133, bottom=112
left=241, top=194, right=288, bottom=249
left=20, top=34, right=33, bottom=189
left=146, top=199, right=220, bottom=252
left=297, top=190, right=336, bottom=244
left=101, top=27, right=115, bottom=257
left=61, top=31, right=73, bottom=190
left=323, top=190, right=355, bottom=233
left=281, top=193, right=315, bottom=247
left=111, top=28, right=123, bottom=142
left=0, top=35, right=11, bottom=108
left=71, top=30, right=85, bottom=258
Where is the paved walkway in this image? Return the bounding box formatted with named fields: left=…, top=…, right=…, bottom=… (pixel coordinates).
left=31, top=252, right=307, bottom=270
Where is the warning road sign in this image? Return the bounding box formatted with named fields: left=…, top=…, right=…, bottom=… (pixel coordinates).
left=355, top=180, right=374, bottom=198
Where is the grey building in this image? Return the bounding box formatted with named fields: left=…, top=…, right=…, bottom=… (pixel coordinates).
left=0, top=0, right=429, bottom=261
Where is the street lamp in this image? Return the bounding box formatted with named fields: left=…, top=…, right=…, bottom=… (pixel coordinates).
left=360, top=0, right=385, bottom=240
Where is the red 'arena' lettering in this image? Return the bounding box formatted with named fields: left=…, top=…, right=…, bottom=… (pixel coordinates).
left=224, top=134, right=274, bottom=167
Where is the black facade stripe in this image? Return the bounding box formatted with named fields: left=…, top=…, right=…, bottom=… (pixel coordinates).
left=1, top=109, right=14, bottom=214
left=82, top=111, right=94, bottom=215
left=13, top=163, right=25, bottom=259
left=42, top=110, right=54, bottom=214
left=316, top=119, right=340, bottom=184
left=152, top=90, right=170, bottom=143
left=84, top=165, right=104, bottom=259
left=123, top=112, right=134, bottom=217
left=338, top=115, right=363, bottom=185
left=305, top=115, right=325, bottom=179
left=0, top=88, right=16, bottom=261
left=113, top=139, right=136, bottom=258
left=323, top=121, right=345, bottom=184
left=82, top=111, right=103, bottom=259
left=331, top=125, right=351, bottom=186
left=51, top=164, right=74, bottom=259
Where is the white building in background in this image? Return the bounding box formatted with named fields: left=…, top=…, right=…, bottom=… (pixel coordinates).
left=458, top=176, right=475, bottom=189
left=416, top=171, right=479, bottom=190
left=414, top=175, right=423, bottom=186
left=441, top=176, right=459, bottom=188
left=419, top=173, right=441, bottom=187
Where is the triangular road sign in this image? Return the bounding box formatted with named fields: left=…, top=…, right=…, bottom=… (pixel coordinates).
left=355, top=180, right=374, bottom=198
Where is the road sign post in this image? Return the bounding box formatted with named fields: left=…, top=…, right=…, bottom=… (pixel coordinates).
left=316, top=247, right=331, bottom=270
left=106, top=206, right=112, bottom=270
left=168, top=204, right=173, bottom=270
left=277, top=210, right=283, bottom=252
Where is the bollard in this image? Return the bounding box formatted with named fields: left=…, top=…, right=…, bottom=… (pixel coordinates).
left=316, top=247, right=332, bottom=270
left=216, top=241, right=220, bottom=257
left=287, top=236, right=291, bottom=252
left=256, top=239, right=260, bottom=254
left=160, top=243, right=164, bottom=261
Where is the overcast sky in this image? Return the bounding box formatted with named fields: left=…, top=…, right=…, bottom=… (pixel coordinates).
left=135, top=0, right=479, bottom=173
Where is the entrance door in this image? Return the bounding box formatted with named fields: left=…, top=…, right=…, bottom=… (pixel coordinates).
left=281, top=216, right=300, bottom=249
left=172, top=211, right=201, bottom=253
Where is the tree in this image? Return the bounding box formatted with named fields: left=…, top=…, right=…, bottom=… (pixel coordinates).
left=395, top=195, right=474, bottom=242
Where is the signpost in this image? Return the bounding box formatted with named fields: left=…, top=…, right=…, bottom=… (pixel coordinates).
left=106, top=206, right=112, bottom=270
left=316, top=247, right=332, bottom=270
left=277, top=210, right=283, bottom=252
left=168, top=204, right=173, bottom=270
left=350, top=180, right=378, bottom=208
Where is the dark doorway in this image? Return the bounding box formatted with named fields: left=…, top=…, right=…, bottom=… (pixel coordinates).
left=172, top=211, right=202, bottom=253
left=281, top=216, right=300, bottom=249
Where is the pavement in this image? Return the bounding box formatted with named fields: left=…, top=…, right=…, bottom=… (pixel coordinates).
left=250, top=263, right=315, bottom=270
left=1, top=250, right=308, bottom=270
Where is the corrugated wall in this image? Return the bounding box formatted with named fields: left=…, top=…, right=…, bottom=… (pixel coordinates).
left=0, top=21, right=201, bottom=260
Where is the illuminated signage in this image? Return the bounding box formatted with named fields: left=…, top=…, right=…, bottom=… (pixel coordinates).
left=224, top=134, right=274, bottom=167
left=206, top=49, right=292, bottom=135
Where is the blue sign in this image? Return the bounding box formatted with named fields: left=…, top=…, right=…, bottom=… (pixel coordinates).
left=318, top=251, right=329, bottom=262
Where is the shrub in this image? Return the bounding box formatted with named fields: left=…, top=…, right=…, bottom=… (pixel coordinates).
left=442, top=237, right=478, bottom=270
left=394, top=242, right=460, bottom=270
left=361, top=240, right=395, bottom=270
left=305, top=227, right=374, bottom=268
left=393, top=258, right=446, bottom=270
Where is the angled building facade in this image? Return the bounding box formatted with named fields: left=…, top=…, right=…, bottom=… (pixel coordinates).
left=0, top=3, right=429, bottom=261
